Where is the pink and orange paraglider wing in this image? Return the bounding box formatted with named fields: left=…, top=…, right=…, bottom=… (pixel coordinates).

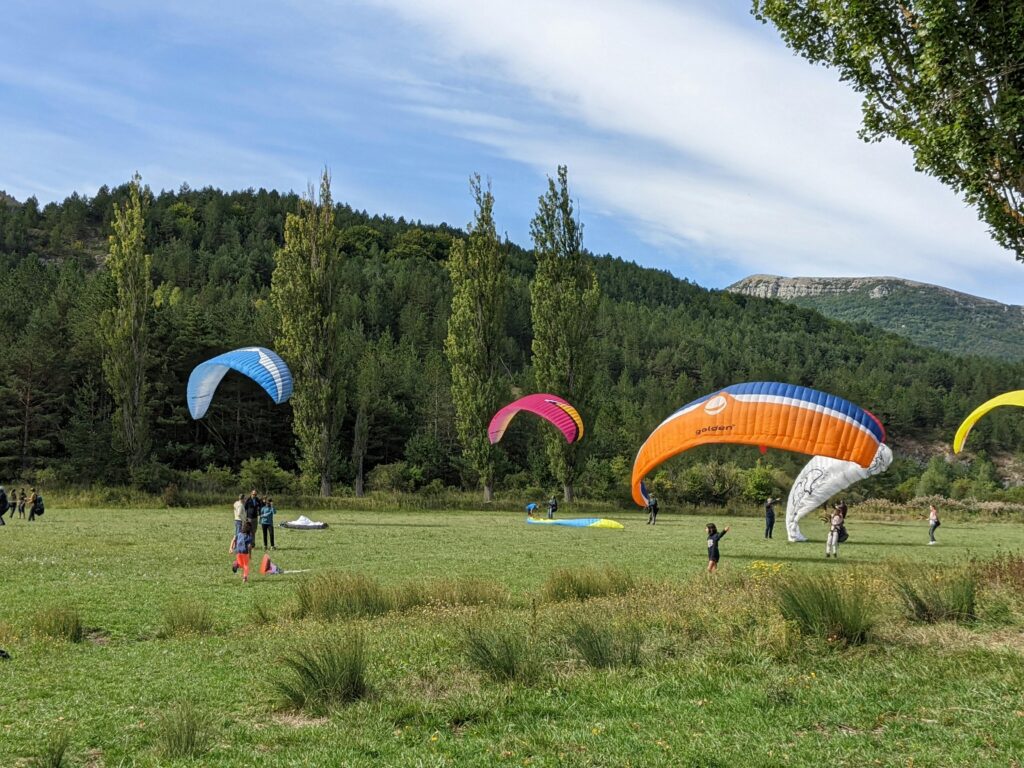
left=488, top=393, right=584, bottom=444
left=631, top=382, right=885, bottom=507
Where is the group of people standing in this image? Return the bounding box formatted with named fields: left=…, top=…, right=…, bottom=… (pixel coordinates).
left=0, top=487, right=43, bottom=525
left=230, top=490, right=277, bottom=583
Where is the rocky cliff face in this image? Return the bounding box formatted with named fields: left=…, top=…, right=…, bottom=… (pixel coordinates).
left=728, top=274, right=1004, bottom=308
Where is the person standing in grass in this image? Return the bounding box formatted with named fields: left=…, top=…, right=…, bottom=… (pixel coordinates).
left=764, top=496, right=780, bottom=539
left=244, top=489, right=262, bottom=534
left=706, top=523, right=730, bottom=573
left=232, top=520, right=254, bottom=583
left=27, top=488, right=39, bottom=522
left=646, top=495, right=659, bottom=525
left=546, top=496, right=558, bottom=519
left=232, top=493, right=244, bottom=537
left=259, top=497, right=277, bottom=550
left=0, top=486, right=8, bottom=526
left=928, top=504, right=941, bottom=545
left=825, top=507, right=843, bottom=558
left=17, top=489, right=26, bottom=519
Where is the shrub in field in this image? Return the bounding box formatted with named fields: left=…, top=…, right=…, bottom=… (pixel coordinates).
left=776, top=574, right=874, bottom=645
left=566, top=618, right=642, bottom=669
left=29, top=729, right=70, bottom=768
left=159, top=599, right=214, bottom=637
left=463, top=624, right=537, bottom=683
left=976, top=552, right=1024, bottom=590
left=542, top=567, right=635, bottom=602
left=893, top=568, right=978, bottom=623
left=294, top=572, right=392, bottom=620
left=274, top=633, right=368, bottom=714
left=156, top=700, right=212, bottom=759
left=32, top=605, right=84, bottom=643
left=392, top=577, right=508, bottom=610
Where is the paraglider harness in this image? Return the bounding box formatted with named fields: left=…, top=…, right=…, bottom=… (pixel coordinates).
left=31, top=495, right=44, bottom=517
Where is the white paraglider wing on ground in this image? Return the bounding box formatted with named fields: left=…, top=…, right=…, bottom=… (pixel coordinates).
left=785, top=444, right=893, bottom=542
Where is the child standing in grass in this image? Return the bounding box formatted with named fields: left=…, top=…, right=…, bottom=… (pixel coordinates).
left=259, top=497, right=276, bottom=550
left=706, top=523, right=730, bottom=573
left=232, top=520, right=254, bottom=583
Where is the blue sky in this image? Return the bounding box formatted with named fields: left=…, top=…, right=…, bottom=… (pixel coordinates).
left=3, top=0, right=1022, bottom=303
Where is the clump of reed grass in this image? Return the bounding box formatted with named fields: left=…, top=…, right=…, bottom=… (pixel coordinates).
left=293, top=572, right=392, bottom=621
left=391, top=577, right=508, bottom=611
left=156, top=700, right=212, bottom=759
left=566, top=618, right=642, bottom=669
left=32, top=605, right=84, bottom=643
left=463, top=624, right=538, bottom=683
left=542, top=566, right=635, bottom=602
left=158, top=599, right=214, bottom=637
left=274, top=632, right=369, bottom=714
left=776, top=574, right=874, bottom=645
left=893, top=568, right=978, bottom=624
left=29, top=729, right=71, bottom=768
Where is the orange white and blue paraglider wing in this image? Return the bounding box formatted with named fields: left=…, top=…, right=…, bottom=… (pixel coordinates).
left=631, top=382, right=885, bottom=507
left=488, top=393, right=584, bottom=444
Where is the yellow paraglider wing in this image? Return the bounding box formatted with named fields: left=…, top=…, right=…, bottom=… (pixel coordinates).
left=953, top=390, right=1024, bottom=453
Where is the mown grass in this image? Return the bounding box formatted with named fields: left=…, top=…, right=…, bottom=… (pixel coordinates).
left=2, top=507, right=1024, bottom=766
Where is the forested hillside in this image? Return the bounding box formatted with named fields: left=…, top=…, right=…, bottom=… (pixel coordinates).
left=729, top=274, right=1024, bottom=361
left=2, top=183, right=1023, bottom=504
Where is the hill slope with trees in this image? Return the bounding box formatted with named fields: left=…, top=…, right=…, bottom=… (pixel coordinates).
left=1, top=182, right=1023, bottom=507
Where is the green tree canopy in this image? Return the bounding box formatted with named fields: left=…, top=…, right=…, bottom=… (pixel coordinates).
left=753, top=0, right=1024, bottom=257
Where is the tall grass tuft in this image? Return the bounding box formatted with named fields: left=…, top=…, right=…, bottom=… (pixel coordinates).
left=391, top=577, right=509, bottom=611
left=542, top=567, right=635, bottom=602
left=294, top=572, right=392, bottom=620
left=274, top=633, right=369, bottom=714
left=567, top=618, right=642, bottom=669
left=463, top=624, right=537, bottom=683
left=29, top=729, right=71, bottom=768
left=159, top=599, right=214, bottom=637
left=893, top=568, right=978, bottom=623
left=776, top=574, right=874, bottom=645
left=156, top=700, right=212, bottom=759
left=32, top=605, right=84, bottom=643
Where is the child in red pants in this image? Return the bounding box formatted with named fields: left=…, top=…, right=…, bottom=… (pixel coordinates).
left=232, top=520, right=254, bottom=583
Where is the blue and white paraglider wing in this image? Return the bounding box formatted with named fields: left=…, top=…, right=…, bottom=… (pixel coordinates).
left=187, top=347, right=293, bottom=420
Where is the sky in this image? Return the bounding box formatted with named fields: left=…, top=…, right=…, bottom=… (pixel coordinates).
left=3, top=0, right=1022, bottom=303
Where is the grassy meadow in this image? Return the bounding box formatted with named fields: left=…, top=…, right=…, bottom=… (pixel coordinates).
left=2, top=505, right=1023, bottom=766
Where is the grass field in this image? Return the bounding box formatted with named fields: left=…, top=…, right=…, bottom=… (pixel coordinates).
left=2, top=506, right=1023, bottom=766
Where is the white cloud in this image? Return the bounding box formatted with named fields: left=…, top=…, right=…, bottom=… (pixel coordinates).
left=360, top=0, right=1021, bottom=301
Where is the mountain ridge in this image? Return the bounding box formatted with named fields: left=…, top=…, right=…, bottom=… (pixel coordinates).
left=727, top=274, right=1024, bottom=361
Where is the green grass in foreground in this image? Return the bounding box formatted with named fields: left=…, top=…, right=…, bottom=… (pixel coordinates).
left=1, top=506, right=1023, bottom=766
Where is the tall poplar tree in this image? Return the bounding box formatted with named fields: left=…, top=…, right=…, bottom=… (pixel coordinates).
left=445, top=175, right=508, bottom=501
left=101, top=174, right=152, bottom=477
left=530, top=166, right=600, bottom=502
left=271, top=170, right=346, bottom=496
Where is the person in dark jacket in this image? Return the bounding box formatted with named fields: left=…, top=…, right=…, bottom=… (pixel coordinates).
left=243, top=489, right=262, bottom=532
left=546, top=496, right=558, bottom=519
left=646, top=496, right=659, bottom=525
left=764, top=497, right=780, bottom=539
left=706, top=523, right=731, bottom=573
left=0, top=486, right=8, bottom=525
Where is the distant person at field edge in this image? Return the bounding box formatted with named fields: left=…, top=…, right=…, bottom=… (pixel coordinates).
left=825, top=507, right=843, bottom=558
left=232, top=494, right=244, bottom=536
left=27, top=488, right=39, bottom=522
left=244, top=489, right=262, bottom=532
left=764, top=496, right=780, bottom=539
left=0, top=486, right=8, bottom=526
left=259, top=497, right=276, bottom=550
left=706, top=522, right=730, bottom=573
left=17, top=489, right=26, bottom=518
left=232, top=520, right=254, bottom=583
left=928, top=504, right=941, bottom=545
left=646, top=495, right=659, bottom=525
left=546, top=496, right=558, bottom=519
